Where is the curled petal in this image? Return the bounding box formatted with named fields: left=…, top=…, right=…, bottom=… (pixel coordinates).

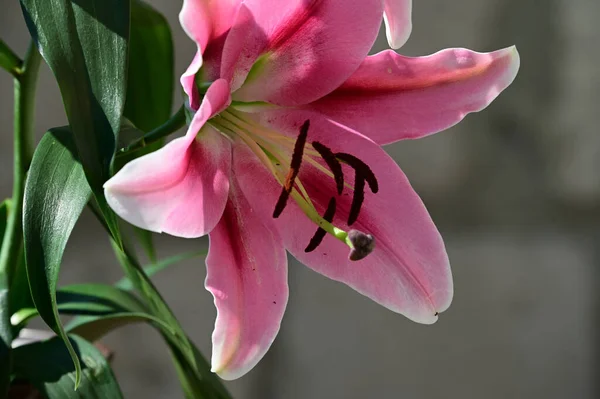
left=104, top=80, right=232, bottom=238
left=207, top=174, right=288, bottom=380
left=179, top=0, right=242, bottom=106
left=221, top=0, right=383, bottom=106
left=235, top=111, right=453, bottom=324
left=383, top=0, right=412, bottom=49
left=180, top=0, right=241, bottom=51
left=181, top=51, right=204, bottom=110
left=308, top=46, right=520, bottom=144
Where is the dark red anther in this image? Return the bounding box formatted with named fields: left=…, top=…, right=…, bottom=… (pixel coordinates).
left=273, top=120, right=310, bottom=218
left=305, top=197, right=337, bottom=253
left=312, top=141, right=344, bottom=195
left=335, top=152, right=379, bottom=193
left=347, top=172, right=365, bottom=226
left=311, top=141, right=344, bottom=195
left=335, top=152, right=379, bottom=226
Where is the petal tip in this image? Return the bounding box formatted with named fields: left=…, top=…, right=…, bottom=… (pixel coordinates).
left=211, top=360, right=252, bottom=381
left=498, top=45, right=521, bottom=85
left=383, top=0, right=413, bottom=49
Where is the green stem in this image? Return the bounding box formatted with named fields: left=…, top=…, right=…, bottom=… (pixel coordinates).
left=0, top=41, right=41, bottom=396
left=0, top=41, right=41, bottom=286
left=87, top=204, right=231, bottom=398
left=119, top=105, right=186, bottom=155
left=0, top=39, right=23, bottom=78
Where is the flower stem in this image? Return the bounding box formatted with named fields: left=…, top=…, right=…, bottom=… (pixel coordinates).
left=0, top=41, right=41, bottom=285
left=0, top=39, right=23, bottom=78
left=0, top=41, right=40, bottom=394
left=119, top=105, right=186, bottom=155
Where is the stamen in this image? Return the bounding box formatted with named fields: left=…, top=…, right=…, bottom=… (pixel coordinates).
left=335, top=153, right=379, bottom=193
left=305, top=197, right=337, bottom=253
left=273, top=120, right=310, bottom=218
left=312, top=141, right=344, bottom=195
left=347, top=172, right=365, bottom=226
left=348, top=230, right=375, bottom=261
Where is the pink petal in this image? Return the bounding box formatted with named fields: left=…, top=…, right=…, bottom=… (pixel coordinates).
left=104, top=80, right=232, bottom=238
left=179, top=0, right=242, bottom=107
left=180, top=0, right=241, bottom=51
left=383, top=0, right=412, bottom=49
left=220, top=0, right=383, bottom=106
left=308, top=46, right=520, bottom=145
left=181, top=51, right=204, bottom=110
left=234, top=111, right=453, bottom=324
left=207, top=173, right=288, bottom=380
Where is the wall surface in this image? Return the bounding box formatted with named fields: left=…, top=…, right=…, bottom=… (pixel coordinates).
left=0, top=1, right=597, bottom=398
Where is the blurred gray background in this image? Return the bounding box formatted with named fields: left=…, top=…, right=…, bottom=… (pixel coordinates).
left=0, top=0, right=598, bottom=398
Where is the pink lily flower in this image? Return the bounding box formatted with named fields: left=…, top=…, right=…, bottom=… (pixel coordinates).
left=104, top=0, right=519, bottom=379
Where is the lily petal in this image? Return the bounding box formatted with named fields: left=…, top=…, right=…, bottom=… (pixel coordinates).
left=181, top=51, right=204, bottom=110
left=104, top=80, right=232, bottom=238
left=221, top=0, right=383, bottom=106
left=180, top=0, right=242, bottom=107
left=207, top=171, right=288, bottom=380
left=308, top=46, right=520, bottom=145
left=180, top=0, right=241, bottom=50
left=383, top=0, right=412, bottom=49
left=235, top=111, right=453, bottom=324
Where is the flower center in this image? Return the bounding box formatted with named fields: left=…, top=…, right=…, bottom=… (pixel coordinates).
left=209, top=107, right=378, bottom=260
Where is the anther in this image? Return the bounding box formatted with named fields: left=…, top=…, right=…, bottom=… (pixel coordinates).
left=305, top=197, right=337, bottom=253
left=273, top=120, right=310, bottom=218
left=348, top=229, right=375, bottom=261
left=335, top=153, right=379, bottom=193
left=335, top=152, right=379, bottom=226
left=311, top=141, right=344, bottom=195
left=347, top=172, right=365, bottom=226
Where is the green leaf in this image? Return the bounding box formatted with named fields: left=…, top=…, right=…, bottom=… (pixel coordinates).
left=0, top=283, right=11, bottom=397
left=6, top=200, right=33, bottom=332
left=57, top=283, right=175, bottom=340
left=19, top=0, right=129, bottom=220
left=12, top=334, right=123, bottom=398
left=134, top=228, right=157, bottom=263
left=67, top=313, right=173, bottom=343
left=115, top=250, right=206, bottom=291
left=8, top=246, right=33, bottom=333
left=59, top=283, right=148, bottom=314
left=168, top=338, right=233, bottom=399
left=109, top=243, right=232, bottom=398
left=122, top=1, right=174, bottom=261
left=11, top=283, right=174, bottom=340
left=57, top=284, right=175, bottom=342
left=125, top=0, right=174, bottom=133
left=110, top=244, right=196, bottom=362
left=23, top=128, right=92, bottom=388
left=0, top=39, right=22, bottom=77
left=0, top=200, right=11, bottom=244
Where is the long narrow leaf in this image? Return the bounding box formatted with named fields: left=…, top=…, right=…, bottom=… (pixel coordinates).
left=11, top=283, right=175, bottom=341
left=125, top=0, right=174, bottom=133
left=23, top=128, right=91, bottom=387
left=20, top=0, right=129, bottom=237
left=115, top=250, right=206, bottom=291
